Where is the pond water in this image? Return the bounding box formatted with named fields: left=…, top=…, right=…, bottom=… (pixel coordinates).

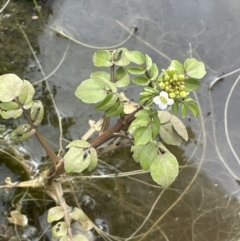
left=1, top=0, right=240, bottom=240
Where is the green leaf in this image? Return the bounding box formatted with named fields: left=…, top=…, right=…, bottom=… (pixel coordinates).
left=132, top=76, right=150, bottom=85
left=88, top=147, right=98, bottom=171
left=0, top=101, right=19, bottom=111
left=47, top=206, right=64, bottom=223
left=93, top=50, right=112, bottom=67
left=171, top=102, right=178, bottom=115
left=183, top=96, right=195, bottom=102
left=150, top=152, right=179, bottom=187
left=0, top=74, right=23, bottom=102
left=139, top=95, right=152, bottom=105
left=113, top=48, right=130, bottom=66
left=66, top=140, right=91, bottom=149
left=184, top=79, right=200, bottom=92
left=125, top=51, right=145, bottom=65
left=187, top=102, right=199, bottom=117
left=160, top=123, right=182, bottom=145
left=145, top=54, right=153, bottom=70
left=133, top=126, right=152, bottom=145
left=0, top=109, right=23, bottom=119
left=30, top=100, right=44, bottom=126
left=170, top=115, right=188, bottom=141
left=10, top=123, right=36, bottom=141
left=90, top=71, right=117, bottom=93
left=151, top=113, right=160, bottom=139
left=105, top=101, right=123, bottom=117
left=127, top=66, right=146, bottom=75
left=149, top=64, right=158, bottom=80
left=158, top=111, right=171, bottom=124
left=18, top=80, right=35, bottom=109
left=69, top=208, right=88, bottom=222
left=170, top=60, right=184, bottom=74
left=52, top=222, right=68, bottom=238
left=135, top=109, right=152, bottom=118
left=72, top=234, right=89, bottom=241
left=142, top=87, right=158, bottom=95
left=184, top=58, right=206, bottom=79
left=130, top=116, right=150, bottom=127
left=95, top=93, right=118, bottom=111
left=131, top=145, right=145, bottom=162
left=75, top=79, right=108, bottom=104
left=115, top=67, right=130, bottom=87
left=139, top=142, right=158, bottom=170
left=64, top=147, right=91, bottom=173
left=181, top=103, right=188, bottom=118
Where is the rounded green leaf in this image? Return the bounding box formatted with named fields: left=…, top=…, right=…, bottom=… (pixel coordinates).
left=170, top=60, right=184, bottom=74
left=150, top=152, right=179, bottom=187
left=0, top=101, right=19, bottom=111
left=88, top=147, right=98, bottom=171
left=127, top=66, right=146, bottom=75
left=30, top=100, right=44, bottom=126
left=151, top=113, right=160, bottom=139
left=160, top=123, right=182, bottom=146
left=52, top=222, right=68, bottom=238
left=105, top=101, right=124, bottom=117
left=181, top=103, right=188, bottom=118
left=131, top=145, right=145, bottom=162
left=93, top=50, right=112, bottom=67
left=133, top=126, right=152, bottom=145
left=132, top=76, right=150, bottom=85
left=130, top=116, right=150, bottom=127
left=145, top=54, right=153, bottom=70
left=10, top=123, right=36, bottom=141
left=170, top=115, right=188, bottom=141
left=0, top=74, right=23, bottom=102
left=1, top=109, right=23, bottom=119
left=184, top=58, right=206, bottom=79
left=64, top=147, right=91, bottom=173
left=139, top=142, right=158, bottom=170
left=75, top=79, right=108, bottom=103
left=149, top=63, right=159, bottom=80
left=18, top=80, right=35, bottom=109
left=158, top=111, right=171, bottom=124
left=184, top=79, right=200, bottom=91
left=113, top=48, right=130, bottom=66
left=47, top=206, right=64, bottom=223
left=69, top=208, right=88, bottom=222
left=187, top=102, right=199, bottom=117
left=96, top=93, right=118, bottom=111
left=115, top=67, right=130, bottom=87
left=125, top=51, right=145, bottom=65
left=171, top=102, right=178, bottom=115
left=66, top=140, right=91, bottom=149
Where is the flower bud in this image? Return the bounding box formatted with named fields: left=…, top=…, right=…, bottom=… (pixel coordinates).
left=165, top=81, right=169, bottom=86
left=178, top=74, right=185, bottom=81
left=173, top=74, right=178, bottom=81
left=159, top=82, right=165, bottom=89
left=168, top=66, right=176, bottom=76
left=179, top=85, right=185, bottom=90
left=169, top=93, right=176, bottom=99
left=180, top=91, right=187, bottom=98
left=164, top=74, right=170, bottom=81
left=165, top=86, right=170, bottom=92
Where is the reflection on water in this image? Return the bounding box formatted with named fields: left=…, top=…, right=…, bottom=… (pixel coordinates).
left=1, top=0, right=240, bottom=240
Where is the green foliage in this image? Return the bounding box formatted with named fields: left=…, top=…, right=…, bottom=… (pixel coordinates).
left=47, top=206, right=64, bottom=223
left=184, top=58, right=206, bottom=79
left=52, top=222, right=68, bottom=238
left=10, top=123, right=36, bottom=141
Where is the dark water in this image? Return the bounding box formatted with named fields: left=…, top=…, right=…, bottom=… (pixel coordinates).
left=1, top=0, right=240, bottom=240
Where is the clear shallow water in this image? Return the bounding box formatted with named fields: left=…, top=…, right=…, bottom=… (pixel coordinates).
left=1, top=0, right=240, bottom=240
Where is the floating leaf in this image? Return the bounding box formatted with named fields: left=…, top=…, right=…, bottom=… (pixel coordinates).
left=75, top=79, right=108, bottom=104
left=133, top=126, right=152, bottom=145
left=88, top=147, right=98, bottom=171
left=170, top=60, right=184, bottom=74
left=30, top=100, right=44, bottom=126
left=66, top=140, right=91, bottom=149
left=149, top=64, right=158, bottom=80
left=125, top=51, right=145, bottom=65
left=184, top=58, right=206, bottom=79
left=64, top=147, right=91, bottom=173
left=0, top=74, right=23, bottom=102
left=150, top=152, right=179, bottom=187
left=127, top=66, right=146, bottom=75
left=132, top=76, right=150, bottom=85
left=18, top=80, right=35, bottom=109
left=160, top=123, right=182, bottom=145
left=139, top=142, right=158, bottom=170
left=145, top=54, right=153, bottom=70
left=115, top=67, right=130, bottom=87
left=188, top=102, right=199, bottom=117
left=170, top=115, right=188, bottom=141
left=47, top=206, right=64, bottom=223
left=93, top=50, right=112, bottom=67
left=184, top=78, right=200, bottom=91
left=52, top=222, right=68, bottom=238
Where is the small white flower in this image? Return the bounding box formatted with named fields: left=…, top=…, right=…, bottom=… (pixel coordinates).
left=153, top=91, right=174, bottom=110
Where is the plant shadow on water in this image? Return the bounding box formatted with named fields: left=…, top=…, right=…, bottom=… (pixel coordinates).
left=1, top=0, right=240, bottom=240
